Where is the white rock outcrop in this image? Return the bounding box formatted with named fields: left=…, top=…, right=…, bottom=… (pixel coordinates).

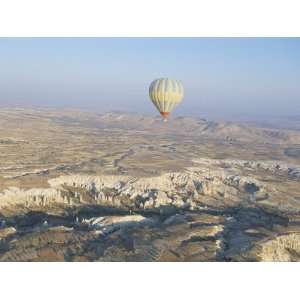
left=0, top=165, right=267, bottom=213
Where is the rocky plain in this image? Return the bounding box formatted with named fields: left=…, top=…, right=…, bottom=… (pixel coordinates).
left=1, top=107, right=300, bottom=261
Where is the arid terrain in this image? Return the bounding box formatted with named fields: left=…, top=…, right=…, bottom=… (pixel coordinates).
left=1, top=107, right=300, bottom=261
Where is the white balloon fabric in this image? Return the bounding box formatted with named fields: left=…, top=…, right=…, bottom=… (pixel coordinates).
left=149, top=78, right=184, bottom=120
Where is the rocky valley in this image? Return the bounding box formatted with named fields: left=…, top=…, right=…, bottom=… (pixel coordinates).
left=0, top=108, right=300, bottom=261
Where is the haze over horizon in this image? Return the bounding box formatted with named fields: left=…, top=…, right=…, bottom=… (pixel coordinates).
left=0, top=38, right=299, bottom=120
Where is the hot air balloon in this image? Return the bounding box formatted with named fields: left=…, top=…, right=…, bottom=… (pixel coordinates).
left=149, top=78, right=184, bottom=121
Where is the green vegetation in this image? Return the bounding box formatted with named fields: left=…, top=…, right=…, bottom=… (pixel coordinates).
left=0, top=139, right=17, bottom=144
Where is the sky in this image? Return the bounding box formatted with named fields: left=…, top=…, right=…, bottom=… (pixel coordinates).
left=0, top=38, right=299, bottom=119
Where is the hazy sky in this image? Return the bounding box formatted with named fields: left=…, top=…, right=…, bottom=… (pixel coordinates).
left=0, top=38, right=299, bottom=119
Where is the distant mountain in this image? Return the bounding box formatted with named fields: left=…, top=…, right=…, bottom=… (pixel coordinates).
left=1, top=108, right=300, bottom=144
left=93, top=111, right=300, bottom=144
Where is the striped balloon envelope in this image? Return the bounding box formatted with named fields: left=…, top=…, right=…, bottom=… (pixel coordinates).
left=149, top=78, right=184, bottom=121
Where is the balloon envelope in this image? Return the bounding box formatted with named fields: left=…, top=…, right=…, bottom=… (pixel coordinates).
left=149, top=78, right=184, bottom=120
